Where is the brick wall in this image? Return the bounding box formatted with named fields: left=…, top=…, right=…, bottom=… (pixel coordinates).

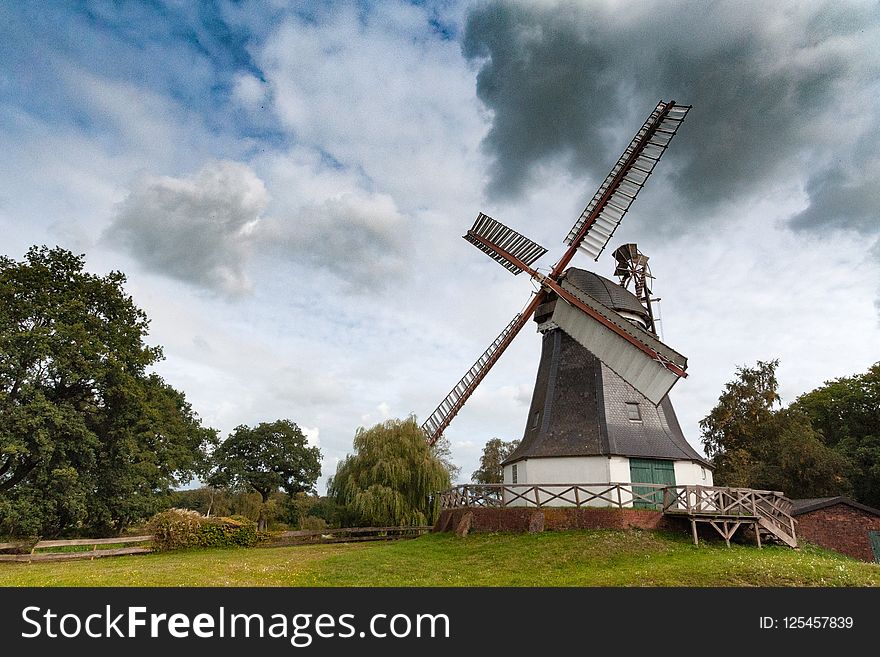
left=434, top=506, right=681, bottom=535
left=795, top=503, right=880, bottom=562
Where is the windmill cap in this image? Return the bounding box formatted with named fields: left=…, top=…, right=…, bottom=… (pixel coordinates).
left=562, top=268, right=649, bottom=320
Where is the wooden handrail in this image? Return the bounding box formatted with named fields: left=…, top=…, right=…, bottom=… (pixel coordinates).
left=440, top=483, right=795, bottom=525
left=437, top=482, right=798, bottom=548
left=0, top=535, right=153, bottom=552
left=440, top=482, right=667, bottom=510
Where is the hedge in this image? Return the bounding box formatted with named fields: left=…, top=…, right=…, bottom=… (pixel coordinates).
left=148, top=509, right=258, bottom=551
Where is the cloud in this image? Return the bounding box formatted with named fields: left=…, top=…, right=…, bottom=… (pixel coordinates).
left=302, top=426, right=320, bottom=448
left=260, top=191, right=411, bottom=291
left=255, top=3, right=485, bottom=212
left=269, top=365, right=349, bottom=407
left=105, top=160, right=268, bottom=296
left=232, top=72, right=270, bottom=110
left=462, top=0, right=880, bottom=222
left=105, top=155, right=412, bottom=296
left=789, top=156, right=880, bottom=236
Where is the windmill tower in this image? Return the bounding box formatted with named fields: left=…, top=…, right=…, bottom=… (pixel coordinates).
left=422, top=100, right=712, bottom=497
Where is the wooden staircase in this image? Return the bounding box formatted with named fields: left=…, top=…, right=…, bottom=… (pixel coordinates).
left=662, top=485, right=797, bottom=548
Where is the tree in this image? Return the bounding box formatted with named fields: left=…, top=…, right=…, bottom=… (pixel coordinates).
left=472, top=438, right=520, bottom=484
left=327, top=417, right=450, bottom=526
left=700, top=360, right=781, bottom=487
left=792, top=363, right=880, bottom=507
left=430, top=433, right=461, bottom=482
left=0, top=246, right=215, bottom=537
left=208, top=419, right=322, bottom=530
left=283, top=492, right=342, bottom=529
left=700, top=359, right=851, bottom=496
left=171, top=486, right=234, bottom=518
left=750, top=408, right=853, bottom=498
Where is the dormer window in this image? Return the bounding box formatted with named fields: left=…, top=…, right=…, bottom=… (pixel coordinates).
left=626, top=402, right=642, bottom=422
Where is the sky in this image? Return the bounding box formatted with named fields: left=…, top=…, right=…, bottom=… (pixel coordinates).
left=1, top=0, right=878, bottom=492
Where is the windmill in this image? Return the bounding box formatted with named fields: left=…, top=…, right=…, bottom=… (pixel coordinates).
left=612, top=243, right=656, bottom=334
left=423, top=100, right=712, bottom=492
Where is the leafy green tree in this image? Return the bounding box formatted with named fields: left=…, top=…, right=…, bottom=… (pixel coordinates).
left=472, top=437, right=520, bottom=484
left=171, top=487, right=234, bottom=518
left=430, top=433, right=461, bottom=482
left=751, top=408, right=853, bottom=498
left=208, top=419, right=322, bottom=530
left=327, top=417, right=450, bottom=526
left=792, top=363, right=880, bottom=507
left=700, top=359, right=851, bottom=496
left=0, top=246, right=215, bottom=537
left=283, top=492, right=342, bottom=529
left=88, top=374, right=216, bottom=533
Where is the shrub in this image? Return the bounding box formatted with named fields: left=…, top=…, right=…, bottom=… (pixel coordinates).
left=299, top=515, right=328, bottom=532
left=198, top=515, right=258, bottom=548
left=148, top=509, right=257, bottom=551
left=148, top=509, right=204, bottom=551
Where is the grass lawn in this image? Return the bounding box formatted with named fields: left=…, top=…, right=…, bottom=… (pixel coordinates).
left=1, top=530, right=877, bottom=587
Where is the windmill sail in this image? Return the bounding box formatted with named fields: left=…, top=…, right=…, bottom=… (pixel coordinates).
left=464, top=213, right=548, bottom=275
left=564, top=101, right=690, bottom=261
left=548, top=279, right=687, bottom=404
left=421, top=303, right=539, bottom=446
left=423, top=100, right=692, bottom=442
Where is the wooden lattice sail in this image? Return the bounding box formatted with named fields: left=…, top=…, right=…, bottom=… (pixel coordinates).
left=422, top=100, right=691, bottom=446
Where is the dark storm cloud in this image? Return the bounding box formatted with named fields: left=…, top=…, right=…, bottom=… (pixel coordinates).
left=791, top=165, right=880, bottom=236
left=462, top=1, right=880, bottom=227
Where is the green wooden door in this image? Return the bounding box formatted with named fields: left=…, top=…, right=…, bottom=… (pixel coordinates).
left=869, top=531, right=880, bottom=563
left=630, top=459, right=676, bottom=509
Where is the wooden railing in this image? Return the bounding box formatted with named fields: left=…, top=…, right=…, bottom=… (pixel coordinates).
left=269, top=526, right=432, bottom=545
left=661, top=484, right=778, bottom=515
left=662, top=485, right=795, bottom=529
left=0, top=535, right=153, bottom=562
left=661, top=485, right=797, bottom=547
left=438, top=482, right=798, bottom=547
left=439, top=482, right=667, bottom=510
left=1, top=525, right=435, bottom=563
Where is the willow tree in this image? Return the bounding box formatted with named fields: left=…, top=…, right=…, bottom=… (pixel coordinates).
left=328, top=417, right=451, bottom=526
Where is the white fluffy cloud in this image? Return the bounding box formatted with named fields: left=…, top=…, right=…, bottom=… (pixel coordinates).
left=257, top=3, right=485, bottom=212
left=106, top=155, right=414, bottom=296
left=105, top=160, right=268, bottom=296
left=261, top=191, right=410, bottom=291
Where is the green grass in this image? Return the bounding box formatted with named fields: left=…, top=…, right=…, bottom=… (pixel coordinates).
left=1, top=530, right=877, bottom=587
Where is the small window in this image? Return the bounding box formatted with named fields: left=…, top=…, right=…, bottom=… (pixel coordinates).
left=701, top=466, right=707, bottom=481
left=625, top=402, right=642, bottom=422
left=511, top=463, right=518, bottom=484
left=531, top=410, right=541, bottom=430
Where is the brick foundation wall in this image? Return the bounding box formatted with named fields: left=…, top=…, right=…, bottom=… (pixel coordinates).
left=434, top=506, right=681, bottom=535
left=795, top=504, right=880, bottom=562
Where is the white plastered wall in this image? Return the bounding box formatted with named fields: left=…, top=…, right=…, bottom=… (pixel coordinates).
left=673, top=460, right=713, bottom=487
left=503, top=456, right=612, bottom=507
left=502, top=456, right=713, bottom=507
